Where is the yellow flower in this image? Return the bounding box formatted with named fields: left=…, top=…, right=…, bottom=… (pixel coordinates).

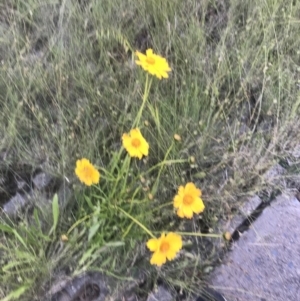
left=173, top=182, right=205, bottom=219
left=146, top=232, right=182, bottom=266
left=135, top=49, right=171, bottom=79
left=122, top=128, right=149, bottom=159
left=75, top=158, right=100, bottom=186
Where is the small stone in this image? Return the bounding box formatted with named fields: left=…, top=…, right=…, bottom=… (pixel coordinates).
left=47, top=272, right=110, bottom=301
left=32, top=172, right=53, bottom=190
left=2, top=193, right=29, bottom=218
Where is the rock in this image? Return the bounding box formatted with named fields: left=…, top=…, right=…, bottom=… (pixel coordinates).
left=46, top=272, right=110, bottom=301
left=32, top=172, right=55, bottom=190
left=44, top=268, right=148, bottom=301
left=0, top=168, right=71, bottom=226
left=16, top=176, right=30, bottom=192
left=0, top=169, right=18, bottom=204
left=2, top=192, right=30, bottom=219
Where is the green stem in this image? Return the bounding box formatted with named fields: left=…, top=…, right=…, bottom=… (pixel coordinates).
left=151, top=141, right=176, bottom=195
left=67, top=213, right=93, bottom=235
left=92, top=184, right=107, bottom=199
left=115, top=205, right=155, bottom=238
left=109, top=155, right=131, bottom=200
left=152, top=201, right=173, bottom=212
left=137, top=159, right=187, bottom=181
left=134, top=74, right=152, bottom=127
left=174, top=231, right=223, bottom=238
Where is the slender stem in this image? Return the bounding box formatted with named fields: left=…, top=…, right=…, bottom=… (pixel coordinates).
left=133, top=159, right=187, bottom=184
left=151, top=141, right=175, bottom=195
left=109, top=155, right=130, bottom=200
left=174, top=231, right=223, bottom=238
left=134, top=74, right=152, bottom=127
left=67, top=213, right=93, bottom=235
left=152, top=201, right=173, bottom=212
left=116, top=205, right=155, bottom=238
left=92, top=184, right=108, bottom=199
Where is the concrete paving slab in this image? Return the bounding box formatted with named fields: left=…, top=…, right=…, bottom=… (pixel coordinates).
left=209, top=194, right=300, bottom=301
left=220, top=195, right=262, bottom=236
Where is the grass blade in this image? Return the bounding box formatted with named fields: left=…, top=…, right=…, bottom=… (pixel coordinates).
left=49, top=193, right=59, bottom=236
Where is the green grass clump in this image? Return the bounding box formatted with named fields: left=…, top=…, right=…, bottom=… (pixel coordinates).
left=1, top=0, right=300, bottom=299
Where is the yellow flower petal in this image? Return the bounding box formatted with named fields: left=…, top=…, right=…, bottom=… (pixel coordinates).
left=191, top=198, right=205, bottom=214
left=176, top=207, right=185, bottom=218
left=182, top=206, right=194, bottom=219
left=166, top=249, right=177, bottom=261
left=150, top=251, right=167, bottom=266
left=146, top=49, right=153, bottom=56
left=122, top=133, right=131, bottom=148
left=185, top=182, right=201, bottom=197
left=146, top=238, right=158, bottom=252
left=166, top=232, right=182, bottom=250
left=130, top=128, right=141, bottom=138
left=173, top=195, right=182, bottom=209
left=135, top=51, right=146, bottom=62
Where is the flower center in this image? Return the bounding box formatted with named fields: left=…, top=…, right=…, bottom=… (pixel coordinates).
left=131, top=138, right=141, bottom=148
left=183, top=194, right=193, bottom=205
left=160, top=241, right=170, bottom=253
left=146, top=57, right=155, bottom=65
left=83, top=167, right=92, bottom=178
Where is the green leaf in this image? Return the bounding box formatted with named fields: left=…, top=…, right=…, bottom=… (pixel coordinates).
left=84, top=195, right=95, bottom=210
left=33, top=208, right=41, bottom=230
left=193, top=171, right=206, bottom=179
left=49, top=194, right=59, bottom=236
left=13, top=230, right=28, bottom=250
left=104, top=241, right=124, bottom=247
left=52, top=194, right=59, bottom=227
left=0, top=224, right=14, bottom=233
left=88, top=223, right=100, bottom=242
left=0, top=224, right=30, bottom=250
left=1, top=283, right=31, bottom=301
left=78, top=244, right=98, bottom=266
